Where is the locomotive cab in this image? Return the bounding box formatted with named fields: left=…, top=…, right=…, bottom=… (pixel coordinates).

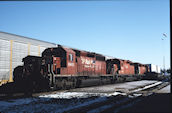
left=134, top=63, right=140, bottom=75
left=42, top=46, right=77, bottom=88
left=106, top=59, right=121, bottom=75
left=42, top=46, right=77, bottom=75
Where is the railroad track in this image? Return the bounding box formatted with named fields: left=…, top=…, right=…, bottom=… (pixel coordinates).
left=0, top=81, right=169, bottom=113
left=0, top=78, right=129, bottom=100
left=64, top=81, right=169, bottom=113
left=0, top=79, right=145, bottom=100
left=0, top=80, right=166, bottom=100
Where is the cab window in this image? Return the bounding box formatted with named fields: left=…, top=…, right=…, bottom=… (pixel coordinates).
left=69, top=54, right=73, bottom=61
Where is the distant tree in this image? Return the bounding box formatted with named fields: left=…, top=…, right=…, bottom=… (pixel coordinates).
left=161, top=69, right=165, bottom=74
left=166, top=68, right=171, bottom=74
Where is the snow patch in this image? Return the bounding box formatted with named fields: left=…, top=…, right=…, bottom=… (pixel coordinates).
left=157, top=84, right=170, bottom=93
left=133, top=93, right=142, bottom=97
left=39, top=91, right=127, bottom=99
left=132, top=81, right=162, bottom=93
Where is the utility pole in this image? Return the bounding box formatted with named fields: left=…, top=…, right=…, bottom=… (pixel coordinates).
left=162, top=33, right=167, bottom=75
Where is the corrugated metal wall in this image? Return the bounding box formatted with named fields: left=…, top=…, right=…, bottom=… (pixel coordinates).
left=0, top=39, right=10, bottom=80
left=0, top=39, right=48, bottom=82
left=0, top=34, right=56, bottom=83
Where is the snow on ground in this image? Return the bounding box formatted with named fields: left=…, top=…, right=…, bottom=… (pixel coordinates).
left=39, top=80, right=157, bottom=99
left=156, top=84, right=171, bottom=93
left=0, top=80, right=160, bottom=113
left=39, top=91, right=126, bottom=99
left=69, top=80, right=157, bottom=93
left=0, top=95, right=110, bottom=112
left=0, top=92, right=127, bottom=113
left=131, top=81, right=162, bottom=93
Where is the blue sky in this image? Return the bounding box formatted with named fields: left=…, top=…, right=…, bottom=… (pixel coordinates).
left=0, top=0, right=170, bottom=69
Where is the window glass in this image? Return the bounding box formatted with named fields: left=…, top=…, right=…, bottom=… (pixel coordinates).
left=69, top=54, right=73, bottom=61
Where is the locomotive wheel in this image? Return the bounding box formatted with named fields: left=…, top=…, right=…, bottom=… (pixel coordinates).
left=110, top=76, right=116, bottom=84
left=62, top=79, right=67, bottom=89
left=123, top=77, right=126, bottom=82
left=71, top=78, right=77, bottom=88
left=100, top=78, right=104, bottom=85
left=54, top=79, right=62, bottom=90
left=75, top=78, right=81, bottom=88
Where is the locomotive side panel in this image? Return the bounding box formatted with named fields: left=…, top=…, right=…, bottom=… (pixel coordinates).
left=139, top=65, right=147, bottom=74
left=80, top=56, right=95, bottom=75
left=76, top=56, right=106, bottom=76
left=95, top=60, right=106, bottom=75
left=123, top=61, right=130, bottom=74
left=129, top=64, right=135, bottom=75
left=125, top=61, right=135, bottom=75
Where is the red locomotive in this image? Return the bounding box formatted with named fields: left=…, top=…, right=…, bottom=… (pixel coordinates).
left=1, top=45, right=148, bottom=93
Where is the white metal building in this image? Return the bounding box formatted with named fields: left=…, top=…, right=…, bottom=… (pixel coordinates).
left=0, top=31, right=56, bottom=84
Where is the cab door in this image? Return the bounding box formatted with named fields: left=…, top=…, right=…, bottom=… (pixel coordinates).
left=53, top=57, right=61, bottom=74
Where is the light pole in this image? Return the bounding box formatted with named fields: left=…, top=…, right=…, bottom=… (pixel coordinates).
left=162, top=33, right=167, bottom=75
